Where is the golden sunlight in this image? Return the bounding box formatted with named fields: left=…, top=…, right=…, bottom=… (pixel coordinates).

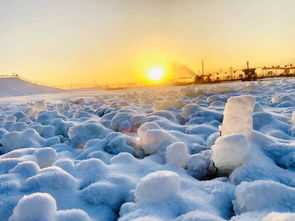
left=147, top=67, right=165, bottom=82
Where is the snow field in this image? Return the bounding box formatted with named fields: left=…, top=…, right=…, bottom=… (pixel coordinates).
left=0, top=80, right=295, bottom=220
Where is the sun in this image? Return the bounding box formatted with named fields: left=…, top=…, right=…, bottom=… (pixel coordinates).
left=147, top=67, right=165, bottom=81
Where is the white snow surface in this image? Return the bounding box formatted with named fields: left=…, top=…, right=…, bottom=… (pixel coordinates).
left=0, top=77, right=61, bottom=97
left=0, top=79, right=295, bottom=220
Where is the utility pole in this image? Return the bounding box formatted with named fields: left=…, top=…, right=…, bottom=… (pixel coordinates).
left=247, top=61, right=249, bottom=69
left=202, top=60, right=204, bottom=75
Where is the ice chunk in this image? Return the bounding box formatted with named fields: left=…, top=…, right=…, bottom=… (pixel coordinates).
left=110, top=113, right=133, bottom=132
left=10, top=122, right=28, bottom=132
left=212, top=134, right=249, bottom=174
left=271, top=95, right=294, bottom=104
left=13, top=111, right=27, bottom=121
left=29, top=100, right=48, bottom=113
left=36, top=111, right=66, bottom=125
left=9, top=192, right=91, bottom=221
left=187, top=153, right=214, bottom=179
left=9, top=161, right=39, bottom=178
left=53, top=159, right=75, bottom=174
left=137, top=122, right=161, bottom=140
left=220, top=95, right=255, bottom=137
left=165, top=142, right=189, bottom=168
left=73, top=110, right=94, bottom=118
left=23, top=166, right=78, bottom=191
left=138, top=96, right=152, bottom=104
left=181, top=104, right=202, bottom=118
left=68, top=123, right=111, bottom=148
left=179, top=85, right=200, bottom=97
left=1, top=129, right=45, bottom=152
left=153, top=99, right=184, bottom=111
left=74, top=158, right=108, bottom=188
left=31, top=125, right=55, bottom=138
left=9, top=193, right=56, bottom=221
left=140, top=129, right=175, bottom=154
left=81, top=181, right=125, bottom=209
left=74, top=98, right=86, bottom=104
left=135, top=170, right=180, bottom=203
left=34, top=147, right=57, bottom=168
left=234, top=180, right=295, bottom=214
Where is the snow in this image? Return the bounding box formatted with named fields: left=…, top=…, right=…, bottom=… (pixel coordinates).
left=165, top=142, right=189, bottom=168
left=134, top=170, right=180, bottom=203
left=34, top=147, right=57, bottom=168
left=1, top=129, right=45, bottom=152
left=234, top=180, right=295, bottom=214
left=220, top=95, right=255, bottom=137
left=68, top=123, right=111, bottom=148
left=9, top=193, right=57, bottom=221
left=263, top=212, right=295, bottom=221
left=9, top=192, right=92, bottom=221
left=1, top=79, right=295, bottom=220
left=175, top=211, right=226, bottom=221
left=0, top=77, right=61, bottom=97
left=212, top=134, right=250, bottom=174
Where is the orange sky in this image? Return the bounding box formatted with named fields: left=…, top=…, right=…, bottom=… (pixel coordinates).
left=1, top=0, right=295, bottom=86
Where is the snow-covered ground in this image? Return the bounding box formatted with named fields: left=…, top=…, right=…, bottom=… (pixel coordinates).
left=0, top=78, right=61, bottom=97
left=1, top=79, right=295, bottom=221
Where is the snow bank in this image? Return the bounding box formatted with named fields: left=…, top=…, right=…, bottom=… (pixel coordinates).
left=0, top=77, right=61, bottom=98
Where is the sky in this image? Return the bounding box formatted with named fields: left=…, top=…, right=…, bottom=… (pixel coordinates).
left=1, top=0, right=295, bottom=86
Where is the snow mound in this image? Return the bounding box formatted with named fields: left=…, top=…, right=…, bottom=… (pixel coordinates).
left=9, top=192, right=56, bottom=221
left=135, top=170, right=180, bottom=203
left=234, top=180, right=295, bottom=214
left=1, top=129, right=45, bottom=152
left=212, top=134, right=250, bottom=174
left=165, top=142, right=189, bottom=168
left=9, top=192, right=91, bottom=221
left=0, top=77, right=61, bottom=97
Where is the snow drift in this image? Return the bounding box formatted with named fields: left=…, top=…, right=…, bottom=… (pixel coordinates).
left=0, top=77, right=61, bottom=97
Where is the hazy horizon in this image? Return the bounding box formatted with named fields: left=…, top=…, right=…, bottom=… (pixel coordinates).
left=1, top=0, right=295, bottom=85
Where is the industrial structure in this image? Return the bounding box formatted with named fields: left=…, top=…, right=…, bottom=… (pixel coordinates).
left=192, top=61, right=295, bottom=85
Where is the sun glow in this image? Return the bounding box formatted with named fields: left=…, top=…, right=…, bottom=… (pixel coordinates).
left=147, top=67, right=165, bottom=81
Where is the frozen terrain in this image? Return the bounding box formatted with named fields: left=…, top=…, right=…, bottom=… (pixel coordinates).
left=0, top=77, right=61, bottom=97
left=1, top=79, right=295, bottom=221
